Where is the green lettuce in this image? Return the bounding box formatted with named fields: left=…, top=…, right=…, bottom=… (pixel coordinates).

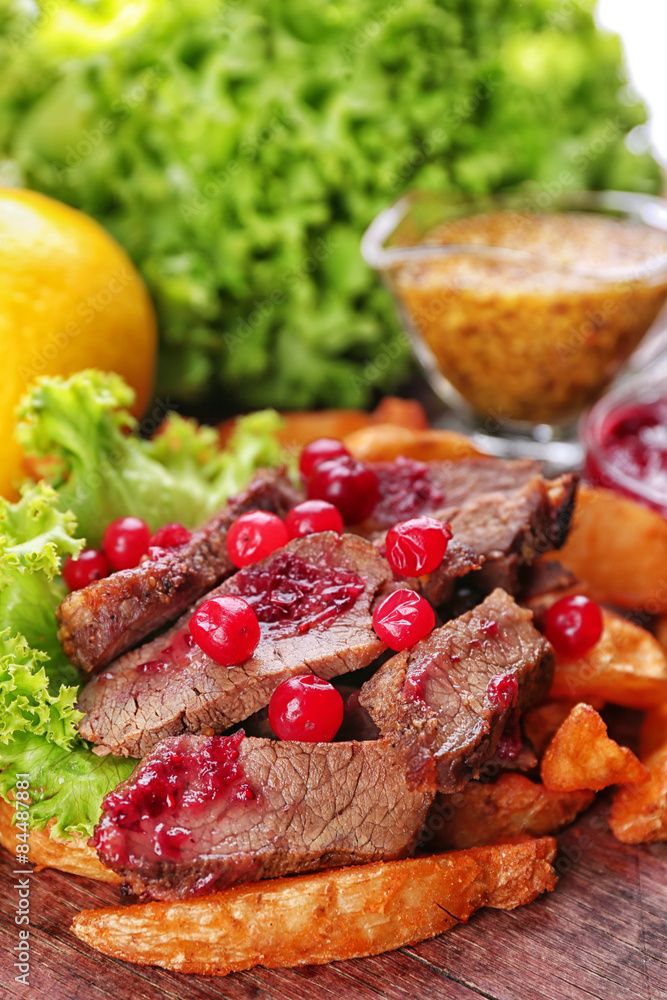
left=0, top=733, right=136, bottom=839
left=0, top=0, right=659, bottom=410
left=0, top=481, right=137, bottom=837
left=1, top=372, right=285, bottom=838
left=17, top=369, right=286, bottom=546
left=0, top=481, right=84, bottom=689
left=0, top=630, right=81, bottom=749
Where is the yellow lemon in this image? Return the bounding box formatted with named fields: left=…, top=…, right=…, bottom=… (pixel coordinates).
left=0, top=187, right=157, bottom=498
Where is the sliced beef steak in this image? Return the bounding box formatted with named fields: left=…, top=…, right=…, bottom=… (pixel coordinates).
left=440, top=472, right=577, bottom=593
left=363, top=456, right=545, bottom=535
left=369, top=460, right=576, bottom=603
left=57, top=468, right=302, bottom=674
left=93, top=732, right=435, bottom=900
left=397, top=538, right=485, bottom=608
left=359, top=589, right=554, bottom=793
left=77, top=532, right=391, bottom=757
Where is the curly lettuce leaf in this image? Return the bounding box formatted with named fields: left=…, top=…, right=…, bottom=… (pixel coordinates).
left=17, top=369, right=286, bottom=546
left=0, top=630, right=82, bottom=750
left=0, top=733, right=137, bottom=839
left=0, top=482, right=84, bottom=688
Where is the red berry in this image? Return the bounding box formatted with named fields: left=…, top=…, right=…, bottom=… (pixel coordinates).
left=150, top=522, right=192, bottom=549
left=299, top=438, right=350, bottom=479
left=268, top=674, right=344, bottom=742
left=62, top=549, right=110, bottom=591
left=385, top=517, right=452, bottom=577
left=487, top=672, right=519, bottom=709
left=103, top=516, right=151, bottom=571
left=226, top=511, right=289, bottom=568
left=189, top=595, right=260, bottom=666
left=285, top=500, right=344, bottom=539
left=372, top=588, right=435, bottom=651
left=544, top=594, right=603, bottom=658
left=307, top=456, right=379, bottom=524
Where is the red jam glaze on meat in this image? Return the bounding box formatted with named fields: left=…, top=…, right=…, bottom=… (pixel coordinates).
left=495, top=722, right=523, bottom=761
left=232, top=550, right=365, bottom=638
left=135, top=631, right=197, bottom=674
left=486, top=672, right=519, bottom=709
left=403, top=661, right=431, bottom=704
left=371, top=457, right=444, bottom=528
left=93, top=731, right=254, bottom=869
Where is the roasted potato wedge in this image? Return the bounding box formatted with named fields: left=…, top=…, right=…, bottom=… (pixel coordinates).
left=541, top=703, right=648, bottom=792
left=610, top=704, right=667, bottom=844
left=344, top=424, right=484, bottom=463
left=423, top=774, right=593, bottom=850
left=71, top=838, right=557, bottom=975
left=218, top=397, right=428, bottom=451
left=656, top=616, right=667, bottom=655
left=551, top=484, right=667, bottom=612
left=522, top=699, right=583, bottom=760
left=549, top=608, right=667, bottom=709
left=0, top=796, right=119, bottom=883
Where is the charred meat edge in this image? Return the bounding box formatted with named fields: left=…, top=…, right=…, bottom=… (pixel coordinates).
left=56, top=468, right=302, bottom=674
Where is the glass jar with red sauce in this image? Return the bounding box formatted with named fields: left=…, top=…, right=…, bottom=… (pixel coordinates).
left=581, top=370, right=667, bottom=515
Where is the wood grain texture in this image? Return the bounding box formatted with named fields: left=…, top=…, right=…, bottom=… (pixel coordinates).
left=0, top=795, right=665, bottom=1000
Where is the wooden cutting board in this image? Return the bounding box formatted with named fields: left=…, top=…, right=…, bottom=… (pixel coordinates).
left=1, top=794, right=665, bottom=1000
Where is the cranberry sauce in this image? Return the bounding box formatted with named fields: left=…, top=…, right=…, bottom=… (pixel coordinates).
left=370, top=457, right=444, bottom=529
left=402, top=619, right=505, bottom=705
left=135, top=630, right=197, bottom=675
left=232, top=550, right=365, bottom=638
left=403, top=661, right=432, bottom=704
left=486, top=672, right=519, bottom=709
left=94, top=731, right=254, bottom=870
left=585, top=397, right=667, bottom=515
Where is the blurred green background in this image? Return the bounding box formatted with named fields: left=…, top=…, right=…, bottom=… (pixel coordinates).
left=0, top=0, right=660, bottom=411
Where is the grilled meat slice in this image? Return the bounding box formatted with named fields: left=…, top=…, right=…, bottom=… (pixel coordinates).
left=362, top=456, right=546, bottom=535
left=93, top=733, right=435, bottom=900
left=366, top=459, right=576, bottom=601
left=77, top=532, right=391, bottom=757
left=439, top=472, right=577, bottom=593
left=359, top=588, right=554, bottom=793
left=57, top=468, right=302, bottom=674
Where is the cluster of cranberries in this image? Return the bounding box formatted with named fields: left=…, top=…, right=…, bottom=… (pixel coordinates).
left=62, top=517, right=192, bottom=591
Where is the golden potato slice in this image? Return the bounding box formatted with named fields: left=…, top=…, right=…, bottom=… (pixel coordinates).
left=610, top=704, right=667, bottom=844
left=610, top=749, right=667, bottom=844
left=71, top=838, right=557, bottom=976
left=639, top=702, right=667, bottom=761
left=522, top=699, right=583, bottom=760
left=423, top=774, right=593, bottom=851
left=541, top=703, right=649, bottom=792
left=656, top=616, right=667, bottom=654
left=552, top=484, right=667, bottom=612
left=549, top=608, right=667, bottom=709
left=344, top=424, right=485, bottom=463
left=0, top=796, right=119, bottom=883
left=218, top=397, right=428, bottom=450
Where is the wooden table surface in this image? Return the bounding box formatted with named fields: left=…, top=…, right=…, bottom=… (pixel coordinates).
left=1, top=793, right=665, bottom=1000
